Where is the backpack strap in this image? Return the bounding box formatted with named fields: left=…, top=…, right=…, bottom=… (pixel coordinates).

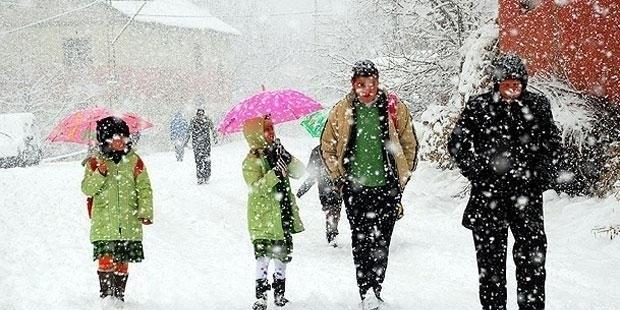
left=87, top=157, right=99, bottom=171
left=87, top=197, right=93, bottom=219
left=134, top=156, right=145, bottom=180
left=387, top=92, right=399, bottom=130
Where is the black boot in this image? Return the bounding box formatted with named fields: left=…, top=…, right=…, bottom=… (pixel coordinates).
left=273, top=276, right=289, bottom=307
left=374, top=287, right=384, bottom=303
left=252, top=279, right=270, bottom=310
left=97, top=271, right=114, bottom=298
left=113, top=273, right=128, bottom=302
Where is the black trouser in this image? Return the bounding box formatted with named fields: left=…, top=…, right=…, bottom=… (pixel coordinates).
left=472, top=191, right=547, bottom=310
left=343, top=185, right=397, bottom=300
left=193, top=145, right=211, bottom=182
left=324, top=204, right=342, bottom=242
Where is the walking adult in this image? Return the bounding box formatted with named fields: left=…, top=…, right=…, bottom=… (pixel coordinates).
left=170, top=111, right=189, bottom=162
left=320, top=60, right=418, bottom=310
left=448, top=53, right=561, bottom=310
left=188, top=108, right=216, bottom=184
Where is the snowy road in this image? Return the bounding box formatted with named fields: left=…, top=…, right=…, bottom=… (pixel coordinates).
left=1, top=138, right=618, bottom=310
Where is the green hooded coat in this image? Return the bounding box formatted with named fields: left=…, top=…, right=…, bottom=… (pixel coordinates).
left=242, top=117, right=305, bottom=242
left=81, top=151, right=153, bottom=242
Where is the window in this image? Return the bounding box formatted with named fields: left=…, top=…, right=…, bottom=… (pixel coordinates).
left=63, top=37, right=92, bottom=67
left=520, top=0, right=541, bottom=12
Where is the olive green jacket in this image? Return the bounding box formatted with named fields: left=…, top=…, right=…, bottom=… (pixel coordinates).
left=81, top=151, right=153, bottom=242
left=242, top=117, right=305, bottom=242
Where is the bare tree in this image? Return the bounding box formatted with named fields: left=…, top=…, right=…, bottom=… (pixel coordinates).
left=318, top=0, right=495, bottom=111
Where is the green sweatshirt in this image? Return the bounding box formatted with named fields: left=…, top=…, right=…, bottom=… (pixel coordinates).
left=351, top=103, right=387, bottom=187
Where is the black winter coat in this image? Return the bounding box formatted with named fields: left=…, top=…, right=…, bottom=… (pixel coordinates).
left=297, top=146, right=343, bottom=208
left=448, top=90, right=561, bottom=229
left=189, top=116, right=215, bottom=151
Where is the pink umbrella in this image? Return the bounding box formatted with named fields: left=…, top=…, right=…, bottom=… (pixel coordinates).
left=47, top=107, right=154, bottom=144
left=217, top=89, right=322, bottom=135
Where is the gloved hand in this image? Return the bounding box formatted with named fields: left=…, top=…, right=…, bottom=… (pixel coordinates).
left=395, top=202, right=404, bottom=220
left=97, top=161, right=108, bottom=176
left=139, top=218, right=152, bottom=225
left=264, top=143, right=279, bottom=168
left=266, top=139, right=292, bottom=163
left=333, top=176, right=347, bottom=193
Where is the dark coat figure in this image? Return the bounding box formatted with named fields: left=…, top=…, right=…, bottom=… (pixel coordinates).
left=188, top=109, right=216, bottom=184
left=296, top=145, right=343, bottom=244
left=448, top=54, right=561, bottom=310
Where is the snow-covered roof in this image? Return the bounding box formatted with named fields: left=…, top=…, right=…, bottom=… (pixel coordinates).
left=110, top=0, right=240, bottom=35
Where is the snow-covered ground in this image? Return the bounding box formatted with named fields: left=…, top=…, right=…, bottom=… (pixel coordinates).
left=1, top=136, right=619, bottom=310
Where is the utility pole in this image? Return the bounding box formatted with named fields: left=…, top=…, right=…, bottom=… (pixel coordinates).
left=313, top=0, right=318, bottom=54
left=106, top=0, right=118, bottom=108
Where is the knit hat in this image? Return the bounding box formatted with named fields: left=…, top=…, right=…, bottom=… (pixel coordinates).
left=96, top=116, right=130, bottom=145
left=492, top=53, right=528, bottom=90
left=351, top=60, right=379, bottom=81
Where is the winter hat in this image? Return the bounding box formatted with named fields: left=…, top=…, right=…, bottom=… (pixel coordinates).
left=351, top=60, right=379, bottom=81
left=96, top=116, right=130, bottom=145
left=492, top=53, right=528, bottom=89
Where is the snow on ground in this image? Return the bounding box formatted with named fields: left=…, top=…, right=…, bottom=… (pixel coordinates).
left=0, top=135, right=619, bottom=310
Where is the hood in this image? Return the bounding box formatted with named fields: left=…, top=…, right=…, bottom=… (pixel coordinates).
left=243, top=117, right=268, bottom=150
left=492, top=53, right=529, bottom=91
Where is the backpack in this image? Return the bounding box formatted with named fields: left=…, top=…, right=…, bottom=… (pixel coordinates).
left=85, top=156, right=145, bottom=219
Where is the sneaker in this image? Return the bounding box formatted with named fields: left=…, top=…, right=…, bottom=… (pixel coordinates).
left=327, top=235, right=339, bottom=248
left=361, top=290, right=380, bottom=310
left=252, top=298, right=267, bottom=310
left=274, top=295, right=289, bottom=307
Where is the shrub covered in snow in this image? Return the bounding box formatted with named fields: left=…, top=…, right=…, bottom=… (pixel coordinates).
left=419, top=21, right=620, bottom=198
left=418, top=23, right=499, bottom=169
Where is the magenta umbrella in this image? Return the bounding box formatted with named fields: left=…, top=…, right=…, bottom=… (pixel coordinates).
left=217, top=89, right=322, bottom=135
left=47, top=107, right=154, bottom=145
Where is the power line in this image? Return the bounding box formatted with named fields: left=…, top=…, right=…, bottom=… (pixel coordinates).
left=118, top=12, right=334, bottom=18
left=0, top=0, right=103, bottom=37
left=0, top=3, right=336, bottom=38
left=0, top=1, right=32, bottom=7
left=112, top=0, right=148, bottom=45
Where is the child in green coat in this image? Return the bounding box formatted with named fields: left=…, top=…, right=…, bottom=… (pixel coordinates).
left=242, top=116, right=305, bottom=310
left=81, top=116, right=153, bottom=303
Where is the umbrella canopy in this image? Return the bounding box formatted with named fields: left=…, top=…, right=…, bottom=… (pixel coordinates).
left=217, top=89, right=321, bottom=135
left=300, top=108, right=330, bottom=138
left=47, top=107, right=153, bottom=145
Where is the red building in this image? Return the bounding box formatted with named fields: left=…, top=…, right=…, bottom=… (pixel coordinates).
left=499, top=0, right=619, bottom=104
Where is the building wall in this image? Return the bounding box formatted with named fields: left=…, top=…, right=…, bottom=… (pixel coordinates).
left=499, top=0, right=620, bottom=104
left=0, top=2, right=234, bottom=150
